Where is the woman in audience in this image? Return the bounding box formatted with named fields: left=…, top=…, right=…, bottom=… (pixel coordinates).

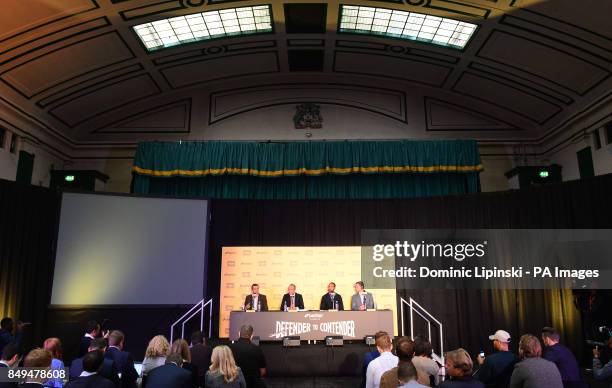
left=43, top=337, right=64, bottom=388
left=171, top=338, right=199, bottom=387
left=510, top=334, right=563, bottom=388
left=205, top=345, right=246, bottom=388
left=438, top=348, right=484, bottom=388
left=142, top=335, right=170, bottom=377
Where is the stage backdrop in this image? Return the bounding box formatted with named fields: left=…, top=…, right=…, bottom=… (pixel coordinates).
left=219, top=246, right=397, bottom=338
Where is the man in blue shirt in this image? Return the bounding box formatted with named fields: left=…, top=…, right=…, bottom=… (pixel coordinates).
left=541, top=327, right=581, bottom=383
left=0, top=318, right=23, bottom=356
left=474, top=329, right=518, bottom=388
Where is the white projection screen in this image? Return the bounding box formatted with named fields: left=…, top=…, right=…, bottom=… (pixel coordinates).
left=51, top=192, right=209, bottom=306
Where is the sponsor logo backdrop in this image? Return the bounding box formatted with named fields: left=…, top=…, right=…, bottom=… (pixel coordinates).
left=220, top=246, right=397, bottom=337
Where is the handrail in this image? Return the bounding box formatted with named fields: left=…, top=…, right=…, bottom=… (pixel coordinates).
left=400, top=297, right=444, bottom=357
left=170, top=298, right=213, bottom=344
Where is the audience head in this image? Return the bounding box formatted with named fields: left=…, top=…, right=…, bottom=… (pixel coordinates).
left=354, top=281, right=365, bottom=293
left=396, top=337, right=415, bottom=362
left=414, top=337, right=433, bottom=357
left=541, top=327, right=560, bottom=347
left=518, top=334, right=542, bottom=359
left=24, top=348, right=52, bottom=381
left=145, top=335, right=170, bottom=358
left=375, top=332, right=392, bottom=353
left=210, top=345, right=239, bottom=383
left=85, top=320, right=100, bottom=336
left=327, top=282, right=336, bottom=293
left=398, top=361, right=419, bottom=385
left=489, top=329, right=511, bottom=351
left=0, top=317, right=14, bottom=332
left=287, top=284, right=296, bottom=295
left=88, top=337, right=108, bottom=352
left=1, top=343, right=21, bottom=366
left=251, top=284, right=259, bottom=294
left=191, top=330, right=206, bottom=346
left=444, top=348, right=473, bottom=377
left=171, top=339, right=191, bottom=362
left=239, top=325, right=254, bottom=339
left=108, top=330, right=125, bottom=349
left=166, top=353, right=183, bottom=367
left=82, top=350, right=105, bottom=373
left=43, top=337, right=63, bottom=360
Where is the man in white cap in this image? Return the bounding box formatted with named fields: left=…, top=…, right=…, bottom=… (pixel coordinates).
left=474, top=330, right=518, bottom=388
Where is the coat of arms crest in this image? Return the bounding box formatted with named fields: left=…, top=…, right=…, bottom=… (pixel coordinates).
left=293, top=103, right=323, bottom=129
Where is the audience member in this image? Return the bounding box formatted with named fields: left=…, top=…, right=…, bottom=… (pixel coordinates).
left=171, top=338, right=198, bottom=388
left=21, top=348, right=52, bottom=388
left=69, top=337, right=119, bottom=386
left=105, top=330, right=138, bottom=388
left=0, top=343, right=20, bottom=388
left=228, top=325, right=266, bottom=388
left=146, top=353, right=191, bottom=388
left=43, top=337, right=65, bottom=388
left=509, top=334, right=562, bottom=388
left=398, top=362, right=430, bottom=388
left=78, top=320, right=101, bottom=358
left=65, top=350, right=115, bottom=388
left=474, top=329, right=518, bottom=388
left=592, top=336, right=612, bottom=386
left=142, top=335, right=170, bottom=376
left=190, top=331, right=212, bottom=386
left=366, top=332, right=398, bottom=388
left=0, top=318, right=23, bottom=355
left=412, top=338, right=441, bottom=386
left=541, top=327, right=581, bottom=384
left=206, top=345, right=247, bottom=388
left=438, top=348, right=484, bottom=388
left=380, top=337, right=428, bottom=388
left=362, top=331, right=387, bottom=387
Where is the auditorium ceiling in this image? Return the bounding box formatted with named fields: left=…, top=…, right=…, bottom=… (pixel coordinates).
left=1, top=0, right=611, bottom=151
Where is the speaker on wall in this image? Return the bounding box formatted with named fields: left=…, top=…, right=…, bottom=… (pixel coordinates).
left=16, top=150, right=34, bottom=185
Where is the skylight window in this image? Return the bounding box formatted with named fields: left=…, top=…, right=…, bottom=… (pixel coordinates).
left=134, top=5, right=273, bottom=51
left=338, top=5, right=477, bottom=50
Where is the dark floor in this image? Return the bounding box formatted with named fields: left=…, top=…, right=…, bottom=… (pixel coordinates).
left=264, top=377, right=361, bottom=387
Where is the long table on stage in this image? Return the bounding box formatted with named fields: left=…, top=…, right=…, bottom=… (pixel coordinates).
left=228, top=310, right=393, bottom=341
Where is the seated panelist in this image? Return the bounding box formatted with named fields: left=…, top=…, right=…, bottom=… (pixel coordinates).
left=351, top=281, right=375, bottom=310
left=320, top=282, right=344, bottom=310
left=280, top=284, right=304, bottom=311
left=243, top=283, right=268, bottom=311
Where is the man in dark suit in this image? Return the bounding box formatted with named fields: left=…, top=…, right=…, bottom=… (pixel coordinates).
left=104, top=330, right=138, bottom=388
left=229, top=325, right=267, bottom=388
left=190, top=331, right=211, bottom=387
left=146, top=354, right=191, bottom=388
left=70, top=337, right=119, bottom=386
left=0, top=318, right=23, bottom=356
left=280, top=284, right=304, bottom=311
left=243, top=283, right=268, bottom=311
left=77, top=320, right=101, bottom=358
left=0, top=343, right=20, bottom=388
left=66, top=350, right=115, bottom=388
left=319, top=282, right=344, bottom=310
left=20, top=348, right=52, bottom=387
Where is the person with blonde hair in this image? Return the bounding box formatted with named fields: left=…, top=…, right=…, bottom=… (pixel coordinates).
left=43, top=337, right=65, bottom=387
left=438, top=348, right=484, bottom=388
left=205, top=345, right=246, bottom=388
left=142, top=335, right=170, bottom=376
left=509, top=334, right=562, bottom=388
left=171, top=338, right=198, bottom=387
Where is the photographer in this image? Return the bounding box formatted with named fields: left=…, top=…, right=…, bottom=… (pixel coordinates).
left=593, top=335, right=612, bottom=386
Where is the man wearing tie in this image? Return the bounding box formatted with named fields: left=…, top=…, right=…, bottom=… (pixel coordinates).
left=351, top=281, right=375, bottom=310
left=280, top=284, right=304, bottom=311
left=320, top=282, right=344, bottom=310
left=243, top=284, right=268, bottom=311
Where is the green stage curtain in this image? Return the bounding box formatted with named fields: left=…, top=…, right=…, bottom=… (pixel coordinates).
left=132, top=140, right=482, bottom=199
